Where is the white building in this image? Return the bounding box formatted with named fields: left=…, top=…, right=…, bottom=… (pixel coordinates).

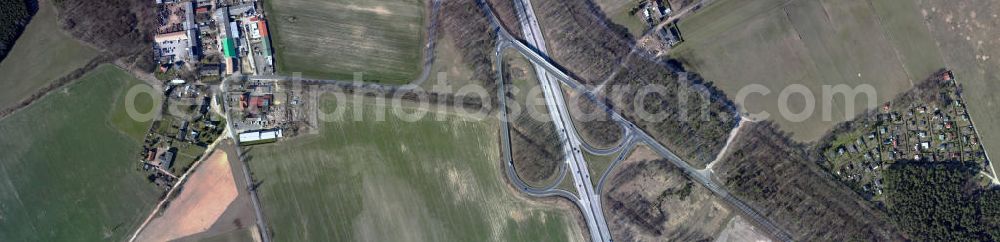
left=239, top=129, right=283, bottom=144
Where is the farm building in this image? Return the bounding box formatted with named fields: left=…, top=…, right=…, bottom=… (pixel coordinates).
left=199, top=64, right=220, bottom=76
left=239, top=129, right=283, bottom=144
left=159, top=149, right=176, bottom=168
left=154, top=31, right=198, bottom=63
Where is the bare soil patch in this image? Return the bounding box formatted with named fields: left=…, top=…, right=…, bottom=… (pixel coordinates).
left=136, top=149, right=238, bottom=242
left=714, top=216, right=772, bottom=242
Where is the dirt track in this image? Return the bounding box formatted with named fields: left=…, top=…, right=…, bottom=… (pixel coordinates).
left=135, top=149, right=238, bottom=242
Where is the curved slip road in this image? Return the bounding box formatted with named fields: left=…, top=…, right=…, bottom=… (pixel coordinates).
left=479, top=1, right=793, bottom=241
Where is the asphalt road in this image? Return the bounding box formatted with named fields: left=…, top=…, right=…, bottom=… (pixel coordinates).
left=235, top=1, right=791, bottom=241
left=595, top=137, right=637, bottom=193
left=495, top=39, right=583, bottom=204
left=509, top=0, right=613, bottom=240
left=479, top=1, right=794, bottom=241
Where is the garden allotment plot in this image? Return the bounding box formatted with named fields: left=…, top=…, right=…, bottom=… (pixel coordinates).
left=265, top=0, right=426, bottom=84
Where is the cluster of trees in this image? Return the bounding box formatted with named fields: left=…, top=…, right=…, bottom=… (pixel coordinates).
left=627, top=1, right=648, bottom=16
left=603, top=158, right=713, bottom=241
left=611, top=58, right=736, bottom=165
left=501, top=55, right=564, bottom=185
left=508, top=113, right=563, bottom=184
left=532, top=0, right=632, bottom=85
left=438, top=0, right=498, bottom=104
left=568, top=90, right=624, bottom=148
left=53, top=0, right=158, bottom=71
left=485, top=0, right=522, bottom=40
left=882, top=161, right=1000, bottom=241
left=0, top=0, right=35, bottom=62
left=604, top=159, right=674, bottom=237
left=719, top=121, right=904, bottom=241
left=532, top=0, right=736, bottom=166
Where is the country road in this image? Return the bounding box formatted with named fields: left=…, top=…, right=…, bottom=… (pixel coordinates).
left=219, top=78, right=271, bottom=242
left=226, top=1, right=793, bottom=241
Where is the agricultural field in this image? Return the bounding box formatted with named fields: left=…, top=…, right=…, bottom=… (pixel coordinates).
left=172, top=142, right=257, bottom=242
left=180, top=228, right=255, bottom=242
left=0, top=0, right=98, bottom=110
left=109, top=81, right=157, bottom=142
left=264, top=0, right=427, bottom=84
left=672, top=0, right=944, bottom=141
left=247, top=96, right=582, bottom=241
left=594, top=0, right=649, bottom=36
left=916, top=0, right=1000, bottom=179
left=0, top=65, right=160, bottom=241
left=135, top=149, right=238, bottom=242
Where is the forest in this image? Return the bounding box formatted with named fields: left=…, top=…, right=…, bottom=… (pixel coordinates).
left=52, top=0, right=157, bottom=71
left=718, top=121, right=904, bottom=241
left=883, top=161, right=1000, bottom=241
left=0, top=0, right=35, bottom=62
left=568, top=90, right=623, bottom=148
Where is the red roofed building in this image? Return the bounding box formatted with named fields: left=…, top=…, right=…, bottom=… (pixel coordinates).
left=942, top=71, right=954, bottom=81
left=145, top=150, right=157, bottom=162
left=257, top=20, right=269, bottom=37
left=239, top=95, right=248, bottom=110
left=249, top=95, right=272, bottom=108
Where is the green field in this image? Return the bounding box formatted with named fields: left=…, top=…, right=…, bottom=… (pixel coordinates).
left=584, top=150, right=618, bottom=188
left=109, top=81, right=156, bottom=142
left=247, top=96, right=580, bottom=241
left=672, top=0, right=944, bottom=141
left=0, top=0, right=99, bottom=110
left=265, top=0, right=426, bottom=84
left=0, top=65, right=159, bottom=241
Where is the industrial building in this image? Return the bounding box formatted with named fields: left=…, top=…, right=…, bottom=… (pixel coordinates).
left=153, top=31, right=198, bottom=63
left=154, top=0, right=200, bottom=64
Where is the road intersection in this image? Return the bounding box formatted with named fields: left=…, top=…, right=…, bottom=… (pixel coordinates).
left=232, top=2, right=793, bottom=241
left=483, top=1, right=793, bottom=241
left=509, top=0, right=612, bottom=240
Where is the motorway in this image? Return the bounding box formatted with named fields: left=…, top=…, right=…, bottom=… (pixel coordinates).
left=228, top=1, right=790, bottom=241
left=481, top=0, right=794, bottom=241
left=510, top=0, right=612, bottom=241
